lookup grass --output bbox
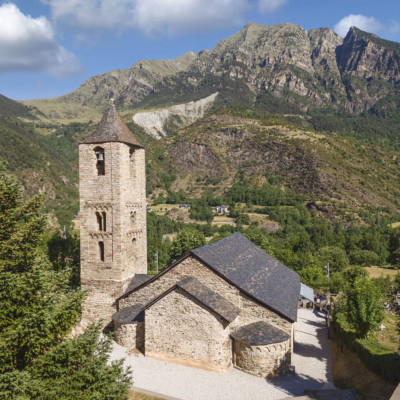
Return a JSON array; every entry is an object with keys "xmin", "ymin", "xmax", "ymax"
[
  {"xmin": 129, "ymin": 390, "xmax": 163, "ymax": 400},
  {"xmin": 329, "ymin": 332, "xmax": 396, "ymax": 400},
  {"xmin": 364, "ymin": 266, "xmax": 399, "ymax": 279},
  {"xmin": 213, "ymin": 215, "xmax": 235, "ymax": 222},
  {"xmin": 374, "ymin": 313, "xmax": 400, "ymax": 354},
  {"xmin": 150, "ymin": 203, "xmax": 180, "ymax": 212}
]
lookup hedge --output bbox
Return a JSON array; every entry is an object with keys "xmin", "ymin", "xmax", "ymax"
[{"xmin": 333, "ymin": 314, "xmax": 400, "ymax": 384}]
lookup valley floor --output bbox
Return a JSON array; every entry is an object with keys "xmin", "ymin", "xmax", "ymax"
[{"xmin": 111, "ymin": 309, "xmax": 334, "ymax": 400}]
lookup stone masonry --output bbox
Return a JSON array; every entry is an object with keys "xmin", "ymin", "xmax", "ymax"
[
  {"xmin": 118, "ymin": 255, "xmax": 293, "ymax": 335},
  {"xmin": 79, "ymin": 104, "xmax": 147, "ymax": 325},
  {"xmin": 145, "ymin": 288, "xmax": 233, "ymax": 373},
  {"xmin": 233, "ymin": 338, "xmax": 291, "ymax": 377}
]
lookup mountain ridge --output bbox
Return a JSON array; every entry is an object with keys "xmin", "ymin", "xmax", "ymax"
[{"xmin": 21, "ymin": 22, "xmax": 400, "ymax": 127}]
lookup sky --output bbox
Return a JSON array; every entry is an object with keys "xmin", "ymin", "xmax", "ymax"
[{"xmin": 1, "ymin": 0, "xmax": 400, "ymax": 101}]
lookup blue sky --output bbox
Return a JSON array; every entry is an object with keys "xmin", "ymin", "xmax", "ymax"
[{"xmin": 1, "ymin": 0, "xmax": 400, "ymax": 101}]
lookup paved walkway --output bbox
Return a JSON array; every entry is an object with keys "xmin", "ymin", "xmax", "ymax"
[{"xmin": 110, "ymin": 309, "xmax": 334, "ymax": 400}]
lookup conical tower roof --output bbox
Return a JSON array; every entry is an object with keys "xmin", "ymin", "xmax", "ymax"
[{"xmin": 80, "ymin": 101, "xmax": 143, "ymax": 147}]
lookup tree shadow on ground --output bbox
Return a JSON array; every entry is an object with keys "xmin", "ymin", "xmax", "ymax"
[
  {"xmin": 295, "ymin": 341, "xmax": 327, "ymax": 361},
  {"xmin": 268, "ymin": 373, "xmax": 327, "ymax": 397},
  {"xmin": 294, "ymin": 319, "xmax": 330, "ymax": 364}
]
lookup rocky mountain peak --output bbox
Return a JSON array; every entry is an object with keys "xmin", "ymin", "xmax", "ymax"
[
  {"xmin": 23, "ymin": 22, "xmax": 400, "ymax": 121},
  {"xmin": 338, "ymin": 25, "xmax": 400, "ymax": 82}
]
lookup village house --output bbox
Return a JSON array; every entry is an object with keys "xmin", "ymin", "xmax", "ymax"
[
  {"xmin": 79, "ymin": 103, "xmax": 301, "ymax": 377},
  {"xmin": 216, "ymin": 205, "xmax": 229, "ymax": 214}
]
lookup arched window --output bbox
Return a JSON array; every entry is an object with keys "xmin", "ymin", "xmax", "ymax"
[
  {"xmin": 95, "ymin": 211, "xmax": 107, "ymax": 231},
  {"xmin": 130, "ymin": 211, "xmax": 136, "ymax": 228},
  {"xmin": 94, "ymin": 147, "xmax": 105, "ymax": 176},
  {"xmin": 98, "ymin": 241, "xmax": 105, "ymax": 262},
  {"xmin": 96, "ymin": 212, "xmax": 102, "ymax": 231},
  {"xmin": 132, "ymin": 238, "xmax": 137, "ymax": 260},
  {"xmin": 129, "ymin": 148, "xmax": 136, "ymax": 179},
  {"xmin": 102, "ymin": 211, "xmax": 107, "ymax": 231}
]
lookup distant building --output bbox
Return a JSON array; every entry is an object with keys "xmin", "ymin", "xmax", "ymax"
[
  {"xmin": 216, "ymin": 205, "xmax": 229, "ymax": 214},
  {"xmin": 179, "ymin": 203, "xmax": 191, "ymax": 210}
]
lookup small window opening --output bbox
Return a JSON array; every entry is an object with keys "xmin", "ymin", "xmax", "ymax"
[
  {"xmin": 95, "ymin": 211, "xmax": 107, "ymax": 231},
  {"xmin": 94, "ymin": 147, "xmax": 105, "ymax": 176},
  {"xmin": 132, "ymin": 238, "xmax": 137, "ymax": 260},
  {"xmin": 130, "ymin": 148, "xmax": 136, "ymax": 178},
  {"xmin": 96, "ymin": 212, "xmax": 102, "ymax": 231},
  {"xmin": 98, "ymin": 241, "xmax": 105, "ymax": 262},
  {"xmin": 102, "ymin": 212, "xmax": 107, "ymax": 232},
  {"xmin": 130, "ymin": 211, "xmax": 136, "ymax": 228}
]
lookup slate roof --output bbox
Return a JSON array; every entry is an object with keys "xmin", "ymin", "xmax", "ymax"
[
  {"xmin": 144, "ymin": 277, "xmax": 240, "ymax": 323},
  {"xmin": 124, "ymin": 274, "xmax": 153, "ymax": 295},
  {"xmin": 231, "ymin": 321, "xmax": 290, "ymax": 345},
  {"xmin": 191, "ymin": 232, "xmax": 300, "ymax": 322},
  {"xmin": 112, "ymin": 304, "xmax": 144, "ymax": 324},
  {"xmin": 80, "ymin": 102, "xmax": 143, "ymax": 147}
]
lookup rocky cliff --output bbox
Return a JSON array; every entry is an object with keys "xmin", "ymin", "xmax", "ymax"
[{"xmin": 24, "ymin": 23, "xmax": 400, "ymax": 123}]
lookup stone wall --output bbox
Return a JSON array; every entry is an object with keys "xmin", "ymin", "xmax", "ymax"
[
  {"xmin": 114, "ymin": 321, "xmax": 144, "ymax": 351},
  {"xmin": 239, "ymin": 294, "xmax": 292, "ymax": 334},
  {"xmin": 119, "ymin": 255, "xmax": 292, "ymax": 334},
  {"xmin": 145, "ymin": 287, "xmax": 233, "ymax": 373},
  {"xmin": 80, "ymin": 278, "xmax": 129, "ymax": 325},
  {"xmin": 79, "ymin": 140, "xmax": 147, "ymax": 325},
  {"xmin": 233, "ymin": 337, "xmax": 291, "ymax": 377}
]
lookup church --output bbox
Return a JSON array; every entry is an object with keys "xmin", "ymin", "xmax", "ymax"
[{"xmin": 79, "ymin": 102, "xmax": 301, "ymax": 377}]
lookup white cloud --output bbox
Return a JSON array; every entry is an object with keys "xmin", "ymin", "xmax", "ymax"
[
  {"xmin": 133, "ymin": 0, "xmax": 249, "ymax": 35},
  {"xmin": 389, "ymin": 20, "xmax": 400, "ymax": 34},
  {"xmin": 43, "ymin": 0, "xmax": 249, "ymax": 35},
  {"xmin": 0, "ymin": 3, "xmax": 82, "ymax": 77},
  {"xmin": 334, "ymin": 14, "xmax": 382, "ymax": 38},
  {"xmin": 258, "ymin": 0, "xmax": 287, "ymax": 13}
]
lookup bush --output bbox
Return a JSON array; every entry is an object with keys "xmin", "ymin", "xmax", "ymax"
[
  {"xmin": 349, "ymin": 250, "xmax": 381, "ymax": 266},
  {"xmin": 169, "ymin": 229, "xmax": 206, "ymax": 262},
  {"xmin": 317, "ymin": 246, "xmax": 349, "ymax": 272},
  {"xmin": 333, "ymin": 316, "xmax": 400, "ymax": 384}
]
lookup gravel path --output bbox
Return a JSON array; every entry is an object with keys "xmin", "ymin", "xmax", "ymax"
[{"xmin": 110, "ymin": 309, "xmax": 334, "ymax": 400}]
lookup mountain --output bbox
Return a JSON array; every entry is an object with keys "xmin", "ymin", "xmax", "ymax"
[
  {"xmin": 0, "ymin": 93, "xmax": 37, "ymax": 119},
  {"xmin": 6, "ymin": 22, "xmax": 400, "ymax": 225},
  {"xmin": 0, "ymin": 95, "xmax": 94, "ymax": 225},
  {"xmin": 145, "ymin": 112, "xmax": 400, "ymax": 220},
  {"xmin": 23, "ymin": 23, "xmax": 400, "ymax": 125}
]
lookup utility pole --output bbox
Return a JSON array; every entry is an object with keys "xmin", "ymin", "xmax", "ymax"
[
  {"xmin": 325, "ymin": 262, "xmax": 330, "ymax": 285},
  {"xmin": 325, "ymin": 262, "xmax": 331, "ymax": 338},
  {"xmin": 155, "ymin": 251, "xmax": 159, "ymax": 274}
]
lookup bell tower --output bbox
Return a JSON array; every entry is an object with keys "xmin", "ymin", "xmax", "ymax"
[{"xmin": 79, "ymin": 101, "xmax": 147, "ymax": 324}]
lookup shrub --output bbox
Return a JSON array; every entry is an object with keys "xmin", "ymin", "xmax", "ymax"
[
  {"xmin": 333, "ymin": 315, "xmax": 400, "ymax": 384},
  {"xmin": 349, "ymin": 250, "xmax": 381, "ymax": 266}
]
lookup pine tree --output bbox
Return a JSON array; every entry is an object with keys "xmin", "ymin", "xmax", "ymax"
[{"xmin": 0, "ymin": 165, "xmax": 131, "ymax": 399}]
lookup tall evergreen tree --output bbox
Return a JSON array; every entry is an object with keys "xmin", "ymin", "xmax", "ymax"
[{"xmin": 0, "ymin": 165, "xmax": 131, "ymax": 399}]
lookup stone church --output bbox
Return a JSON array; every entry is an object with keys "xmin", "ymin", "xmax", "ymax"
[{"xmin": 79, "ymin": 103, "xmax": 301, "ymax": 377}]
